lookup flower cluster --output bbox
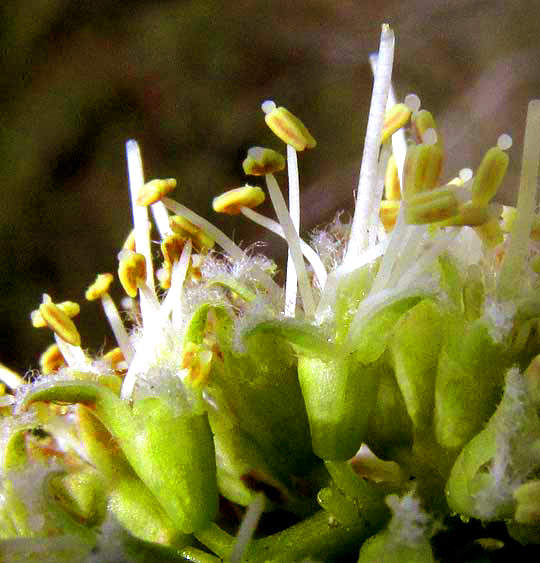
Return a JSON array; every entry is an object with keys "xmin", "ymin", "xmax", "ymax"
[{"xmin": 2, "ymin": 24, "xmax": 540, "ymax": 562}]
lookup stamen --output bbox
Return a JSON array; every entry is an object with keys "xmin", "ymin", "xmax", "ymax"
[
  {"xmin": 118, "ymin": 251, "xmax": 147, "ymax": 298},
  {"xmin": 381, "ymin": 103, "xmax": 412, "ymax": 144},
  {"xmin": 346, "ymin": 24, "xmax": 395, "ymax": 260},
  {"xmin": 265, "ymin": 173, "xmax": 315, "ymax": 317},
  {"xmin": 86, "ymin": 273, "xmax": 135, "ymax": 364},
  {"xmin": 384, "ymin": 154, "xmax": 401, "ymax": 201},
  {"xmin": 498, "ymin": 100, "xmax": 540, "ymax": 301}
]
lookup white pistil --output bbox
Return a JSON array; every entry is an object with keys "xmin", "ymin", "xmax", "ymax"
[
  {"xmin": 345, "ymin": 24, "xmax": 395, "ymax": 262},
  {"xmin": 368, "ymin": 141, "xmax": 392, "ymax": 247},
  {"xmin": 240, "ymin": 207, "xmax": 327, "ymax": 288},
  {"xmin": 285, "ymin": 144, "xmax": 300, "ymax": 316},
  {"xmin": 497, "ymin": 100, "xmax": 540, "ymax": 301},
  {"xmin": 126, "ymin": 140, "xmax": 156, "ymax": 326},
  {"xmin": 100, "ymin": 293, "xmax": 135, "ymax": 364},
  {"xmin": 0, "ymin": 363, "xmax": 24, "ymax": 390},
  {"xmin": 369, "ymin": 54, "xmax": 408, "ymax": 185},
  {"xmin": 265, "ymin": 173, "xmax": 316, "ymax": 317}
]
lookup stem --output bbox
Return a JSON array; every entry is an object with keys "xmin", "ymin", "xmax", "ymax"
[{"xmin": 244, "ymin": 506, "xmax": 386, "ymax": 562}]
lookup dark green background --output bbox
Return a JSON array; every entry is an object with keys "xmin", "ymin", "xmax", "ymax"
[{"xmin": 2, "ymin": 1, "xmax": 540, "ymax": 373}]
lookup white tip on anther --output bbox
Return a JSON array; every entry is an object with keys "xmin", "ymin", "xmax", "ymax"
[
  {"xmin": 261, "ymin": 100, "xmax": 277, "ymax": 114},
  {"xmin": 459, "ymin": 168, "xmax": 473, "ymax": 182},
  {"xmin": 423, "ymin": 128, "xmax": 438, "ymax": 146},
  {"xmin": 497, "ymin": 133, "xmax": 513, "ymax": 151},
  {"xmin": 404, "ymin": 94, "xmax": 421, "ymax": 113}
]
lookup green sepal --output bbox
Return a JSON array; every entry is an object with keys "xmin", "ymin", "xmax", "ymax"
[
  {"xmin": 206, "ymin": 276, "xmax": 256, "ymax": 302},
  {"xmin": 434, "ymin": 317, "xmax": 507, "ymax": 450},
  {"xmin": 389, "ymin": 299, "xmax": 444, "ymax": 432},
  {"xmin": 446, "ymin": 369, "xmax": 540, "ymax": 520},
  {"xmin": 188, "ymin": 306, "xmax": 315, "ymax": 479},
  {"xmin": 76, "ymin": 405, "xmax": 189, "ymax": 546},
  {"xmin": 366, "ymin": 360, "xmax": 413, "ymax": 460},
  {"xmin": 298, "ymin": 355, "xmax": 382, "ymax": 460},
  {"xmin": 22, "ymin": 379, "xmax": 218, "ymax": 534},
  {"xmin": 438, "ymin": 253, "xmax": 464, "ymax": 311},
  {"xmin": 244, "ymin": 319, "xmax": 334, "ymax": 358},
  {"xmin": 350, "ymin": 297, "xmax": 422, "ymax": 365},
  {"xmin": 47, "ymin": 467, "xmax": 106, "ymax": 527}
]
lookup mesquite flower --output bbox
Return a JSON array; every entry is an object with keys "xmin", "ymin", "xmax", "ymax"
[{"xmin": 2, "ymin": 22, "xmax": 540, "ymax": 562}]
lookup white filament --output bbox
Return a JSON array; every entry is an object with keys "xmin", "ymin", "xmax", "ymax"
[
  {"xmin": 265, "ymin": 173, "xmax": 315, "ymax": 317},
  {"xmin": 285, "ymin": 144, "xmax": 300, "ymax": 316}
]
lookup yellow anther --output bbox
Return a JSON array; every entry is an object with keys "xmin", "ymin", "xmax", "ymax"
[
  {"xmin": 381, "ymin": 103, "xmax": 412, "ymax": 144},
  {"xmin": 242, "ymin": 147, "xmax": 285, "ymax": 176},
  {"xmin": 181, "ymin": 342, "xmax": 213, "ymax": 387},
  {"xmin": 169, "ymin": 215, "xmax": 215, "ymax": 253},
  {"xmin": 379, "ymin": 200, "xmax": 401, "ymax": 232},
  {"xmin": 473, "ymin": 216, "xmax": 504, "ymax": 248},
  {"xmin": 405, "ymin": 188, "xmax": 460, "ymax": 225},
  {"xmin": 103, "ymin": 347, "xmax": 125, "ymax": 369},
  {"xmin": 31, "ymin": 300, "xmax": 80, "ymax": 328},
  {"xmin": 39, "ymin": 299, "xmax": 81, "ymax": 346},
  {"xmin": 263, "ymin": 105, "xmax": 316, "ymax": 151},
  {"xmin": 403, "ymin": 144, "xmax": 443, "ymax": 198},
  {"xmin": 161, "ymin": 234, "xmax": 187, "ymax": 266},
  {"xmin": 438, "ymin": 202, "xmax": 491, "ymax": 227},
  {"xmin": 85, "ymin": 273, "xmax": 114, "ymax": 301},
  {"xmin": 123, "ymin": 229, "xmax": 136, "ymax": 252},
  {"xmin": 136, "ymin": 178, "xmax": 177, "ymax": 206},
  {"xmin": 384, "ymin": 154, "xmax": 401, "ymax": 200},
  {"xmin": 212, "ymin": 185, "xmax": 266, "ymax": 215},
  {"xmin": 39, "ymin": 343, "xmax": 65, "ymax": 375},
  {"xmin": 471, "ymin": 147, "xmax": 509, "ymax": 207},
  {"xmin": 501, "ymin": 206, "xmax": 540, "ymax": 241},
  {"xmin": 118, "ymin": 252, "xmax": 147, "ymax": 298},
  {"xmin": 501, "ymin": 205, "xmax": 516, "ymax": 232},
  {"xmin": 411, "ymin": 109, "xmax": 443, "ymax": 150}
]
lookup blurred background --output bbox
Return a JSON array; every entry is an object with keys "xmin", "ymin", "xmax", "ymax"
[{"xmin": 2, "ymin": 0, "xmax": 540, "ymax": 374}]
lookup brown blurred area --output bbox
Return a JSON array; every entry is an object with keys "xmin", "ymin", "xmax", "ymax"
[{"xmin": 2, "ymin": 0, "xmax": 540, "ymax": 374}]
